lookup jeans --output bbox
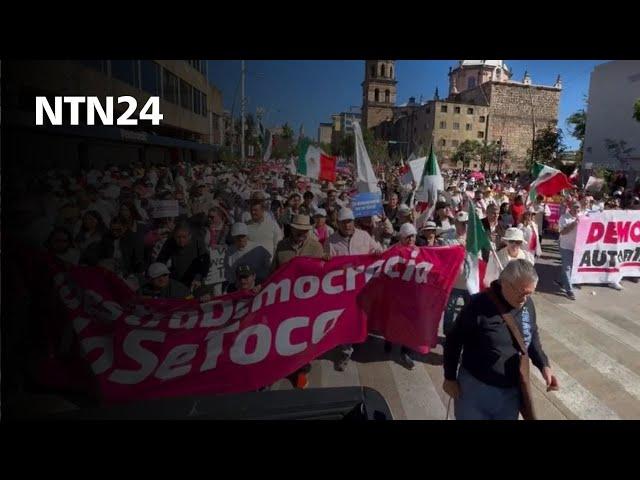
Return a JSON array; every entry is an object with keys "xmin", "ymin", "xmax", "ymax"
[
  {"xmin": 558, "ymin": 248, "xmax": 574, "ymax": 294},
  {"xmin": 443, "ymin": 289, "xmax": 470, "ymax": 336},
  {"xmin": 454, "ymin": 368, "xmax": 520, "ymax": 420}
]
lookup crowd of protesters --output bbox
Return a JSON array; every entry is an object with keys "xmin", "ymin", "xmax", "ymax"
[{"xmin": 5, "ymin": 155, "xmax": 640, "ymax": 395}]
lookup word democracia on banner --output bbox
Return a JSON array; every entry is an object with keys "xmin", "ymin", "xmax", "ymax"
[
  {"xmin": 52, "ymin": 249, "xmax": 441, "ymax": 390},
  {"xmin": 35, "ymin": 96, "xmax": 163, "ymax": 126}
]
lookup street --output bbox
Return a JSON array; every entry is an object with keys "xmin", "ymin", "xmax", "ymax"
[{"xmin": 272, "ymin": 237, "xmax": 640, "ymax": 420}]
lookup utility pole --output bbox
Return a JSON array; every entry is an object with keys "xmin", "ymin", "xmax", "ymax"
[{"xmin": 241, "ymin": 60, "xmax": 246, "ymax": 162}]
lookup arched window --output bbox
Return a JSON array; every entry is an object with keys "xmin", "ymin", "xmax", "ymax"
[
  {"xmin": 496, "ymin": 68, "xmax": 501, "ymax": 80},
  {"xmin": 375, "ymin": 88, "xmax": 380, "ymax": 102},
  {"xmin": 385, "ymin": 89, "xmax": 390, "ymax": 103},
  {"xmin": 468, "ymin": 77, "xmax": 476, "ymax": 89},
  {"xmin": 390, "ymin": 66, "xmax": 393, "ymax": 78},
  {"xmin": 381, "ymin": 64, "xmax": 386, "ymax": 77},
  {"xmin": 370, "ymin": 65, "xmax": 375, "ymax": 77}
]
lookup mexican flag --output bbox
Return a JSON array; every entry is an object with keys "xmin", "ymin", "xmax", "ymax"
[
  {"xmin": 528, "ymin": 162, "xmax": 575, "ymax": 202},
  {"xmin": 415, "ymin": 144, "xmax": 443, "ymax": 204},
  {"xmin": 465, "ymin": 201, "xmax": 490, "ymax": 294},
  {"xmin": 297, "ymin": 140, "xmax": 336, "ymax": 182}
]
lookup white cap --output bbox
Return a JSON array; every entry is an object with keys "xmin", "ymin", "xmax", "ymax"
[
  {"xmin": 398, "ymin": 204, "xmax": 411, "ymax": 214},
  {"xmin": 502, "ymin": 227, "xmax": 525, "ymax": 242},
  {"xmin": 456, "ymin": 211, "xmax": 469, "ymax": 222},
  {"xmin": 338, "ymin": 208, "xmax": 355, "ymax": 222},
  {"xmin": 231, "ymin": 222, "xmax": 249, "ymax": 236},
  {"xmin": 313, "ymin": 207, "xmax": 327, "ymax": 217},
  {"xmin": 147, "ymin": 262, "xmax": 170, "ymax": 279},
  {"xmin": 399, "ymin": 222, "xmax": 418, "ymax": 239}
]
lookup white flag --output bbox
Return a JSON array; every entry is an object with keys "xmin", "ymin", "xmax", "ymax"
[{"xmin": 353, "ymin": 120, "xmax": 380, "ymax": 193}]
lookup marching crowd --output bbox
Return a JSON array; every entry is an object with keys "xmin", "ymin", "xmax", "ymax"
[{"xmin": 7, "ymin": 157, "xmax": 640, "ymax": 417}]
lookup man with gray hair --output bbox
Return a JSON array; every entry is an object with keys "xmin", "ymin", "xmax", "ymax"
[{"xmin": 442, "ymin": 259, "xmax": 559, "ymax": 420}]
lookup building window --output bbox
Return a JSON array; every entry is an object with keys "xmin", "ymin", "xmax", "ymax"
[
  {"xmin": 385, "ymin": 89, "xmax": 390, "ymax": 103},
  {"xmin": 141, "ymin": 60, "xmax": 160, "ymax": 96},
  {"xmin": 478, "ymin": 131, "xmax": 484, "ymax": 139},
  {"xmin": 425, "ymin": 107, "xmax": 431, "ymax": 114},
  {"xmin": 468, "ymin": 77, "xmax": 476, "ymax": 89},
  {"xmin": 466, "ymin": 123, "xmax": 472, "ymax": 131},
  {"xmin": 111, "ymin": 60, "xmax": 138, "ymax": 87},
  {"xmin": 452, "ymin": 140, "xmax": 459, "ymax": 147},
  {"xmin": 162, "ymin": 68, "xmax": 179, "ymax": 104},
  {"xmin": 454, "ymin": 106, "xmax": 461, "ymax": 114},
  {"xmin": 441, "ymin": 105, "xmax": 448, "ymax": 113},
  {"xmin": 193, "ymin": 88, "xmax": 202, "ymax": 115},
  {"xmin": 479, "ymin": 115, "xmax": 486, "ymax": 123},
  {"xmin": 453, "ymin": 122, "xmax": 460, "ymax": 130},
  {"xmin": 440, "ymin": 139, "xmax": 446, "ymax": 146},
  {"xmin": 371, "ymin": 65, "xmax": 375, "ymax": 77},
  {"xmin": 180, "ymin": 79, "xmax": 193, "ymax": 110},
  {"xmin": 467, "ymin": 107, "xmax": 474, "ymax": 115},
  {"xmin": 375, "ymin": 89, "xmax": 379, "ymax": 102},
  {"xmin": 439, "ymin": 121, "xmax": 447, "ymax": 129},
  {"xmin": 381, "ymin": 64, "xmax": 386, "ymax": 77},
  {"xmin": 201, "ymin": 92, "xmax": 207, "ymax": 117},
  {"xmin": 390, "ymin": 66, "xmax": 393, "ymax": 78},
  {"xmin": 496, "ymin": 68, "xmax": 501, "ymax": 78}
]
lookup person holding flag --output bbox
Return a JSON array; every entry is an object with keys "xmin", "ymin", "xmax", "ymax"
[
  {"xmin": 483, "ymin": 228, "xmax": 535, "ymax": 288},
  {"xmin": 518, "ymin": 209, "xmax": 542, "ymax": 261}
]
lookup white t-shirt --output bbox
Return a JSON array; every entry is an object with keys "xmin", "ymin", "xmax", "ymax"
[{"xmin": 558, "ymin": 212, "xmax": 578, "ymax": 250}]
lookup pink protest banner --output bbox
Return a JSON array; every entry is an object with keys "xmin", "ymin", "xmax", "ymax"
[
  {"xmin": 49, "ymin": 245, "xmax": 464, "ymax": 403},
  {"xmin": 547, "ymin": 202, "xmax": 561, "ymax": 231},
  {"xmin": 571, "ymin": 211, "xmax": 640, "ymax": 284}
]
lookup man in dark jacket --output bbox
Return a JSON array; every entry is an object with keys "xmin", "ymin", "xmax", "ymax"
[
  {"xmin": 82, "ymin": 217, "xmax": 144, "ymax": 277},
  {"xmin": 442, "ymin": 259, "xmax": 559, "ymax": 420},
  {"xmin": 156, "ymin": 223, "xmax": 211, "ymax": 291}
]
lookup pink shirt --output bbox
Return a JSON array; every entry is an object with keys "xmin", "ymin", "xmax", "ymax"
[{"xmin": 326, "ymin": 228, "xmax": 382, "ymax": 256}]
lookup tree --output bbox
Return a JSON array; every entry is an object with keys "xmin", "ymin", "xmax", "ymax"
[
  {"xmin": 634, "ymin": 99, "xmax": 640, "ymax": 122},
  {"xmin": 452, "ymin": 140, "xmax": 482, "ymax": 169},
  {"xmin": 281, "ymin": 123, "xmax": 294, "ymax": 139},
  {"xmin": 527, "ymin": 124, "xmax": 566, "ymax": 169},
  {"xmin": 319, "ymin": 142, "xmax": 333, "ymax": 155},
  {"xmin": 566, "ymin": 109, "xmax": 587, "ymax": 145},
  {"xmin": 479, "ymin": 141, "xmax": 501, "ymax": 172}
]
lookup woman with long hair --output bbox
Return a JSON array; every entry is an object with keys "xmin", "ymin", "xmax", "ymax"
[{"xmin": 74, "ymin": 210, "xmax": 106, "ymax": 253}]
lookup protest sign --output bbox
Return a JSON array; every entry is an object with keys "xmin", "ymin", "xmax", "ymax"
[
  {"xmin": 547, "ymin": 202, "xmax": 561, "ymax": 231},
  {"xmin": 351, "ymin": 192, "xmax": 384, "ymax": 218},
  {"xmin": 150, "ymin": 200, "xmax": 179, "ymax": 219},
  {"xmin": 571, "ymin": 211, "xmax": 640, "ymax": 284},
  {"xmin": 204, "ymin": 246, "xmax": 227, "ymax": 286}
]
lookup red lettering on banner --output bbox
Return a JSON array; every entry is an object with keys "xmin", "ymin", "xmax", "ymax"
[
  {"xmin": 617, "ymin": 222, "xmax": 631, "ymax": 243},
  {"xmin": 631, "ymin": 222, "xmax": 640, "ymax": 243},
  {"xmin": 586, "ymin": 222, "xmax": 605, "ymax": 244},
  {"xmin": 603, "ymin": 222, "xmax": 618, "ymax": 244}
]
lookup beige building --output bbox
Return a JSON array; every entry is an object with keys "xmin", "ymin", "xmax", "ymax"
[
  {"xmin": 318, "ymin": 122, "xmax": 332, "ymax": 145},
  {"xmin": 4, "ymin": 60, "xmax": 224, "ymax": 171},
  {"xmin": 583, "ymin": 60, "xmax": 640, "ymax": 173},
  {"xmin": 369, "ymin": 60, "xmax": 561, "ymax": 171}
]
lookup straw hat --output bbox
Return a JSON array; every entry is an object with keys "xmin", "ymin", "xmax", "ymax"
[
  {"xmin": 290, "ymin": 214, "xmax": 313, "ymax": 231},
  {"xmin": 502, "ymin": 228, "xmax": 525, "ymax": 243}
]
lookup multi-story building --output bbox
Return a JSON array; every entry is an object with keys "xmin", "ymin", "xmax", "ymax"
[
  {"xmin": 583, "ymin": 60, "xmax": 640, "ymax": 173},
  {"xmin": 3, "ymin": 60, "xmax": 224, "ymax": 172},
  {"xmin": 365, "ymin": 60, "xmax": 562, "ymax": 171},
  {"xmin": 329, "ymin": 110, "xmax": 362, "ymax": 151},
  {"xmin": 318, "ymin": 122, "xmax": 332, "ymax": 145}
]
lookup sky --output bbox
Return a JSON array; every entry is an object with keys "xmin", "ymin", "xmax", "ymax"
[{"xmin": 208, "ymin": 60, "xmax": 607, "ymax": 150}]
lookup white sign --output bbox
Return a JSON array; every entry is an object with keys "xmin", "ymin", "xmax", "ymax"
[
  {"xmin": 150, "ymin": 200, "xmax": 179, "ymax": 218},
  {"xmin": 571, "ymin": 211, "xmax": 640, "ymax": 284},
  {"xmin": 585, "ymin": 176, "xmax": 605, "ymax": 192},
  {"xmin": 205, "ymin": 245, "xmax": 228, "ymax": 285}
]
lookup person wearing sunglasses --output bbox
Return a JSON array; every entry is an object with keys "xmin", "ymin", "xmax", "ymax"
[{"xmin": 483, "ymin": 228, "xmax": 534, "ymax": 288}]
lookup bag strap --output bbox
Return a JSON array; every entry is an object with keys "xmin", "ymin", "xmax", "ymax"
[{"xmin": 487, "ymin": 289, "xmax": 528, "ymax": 356}]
